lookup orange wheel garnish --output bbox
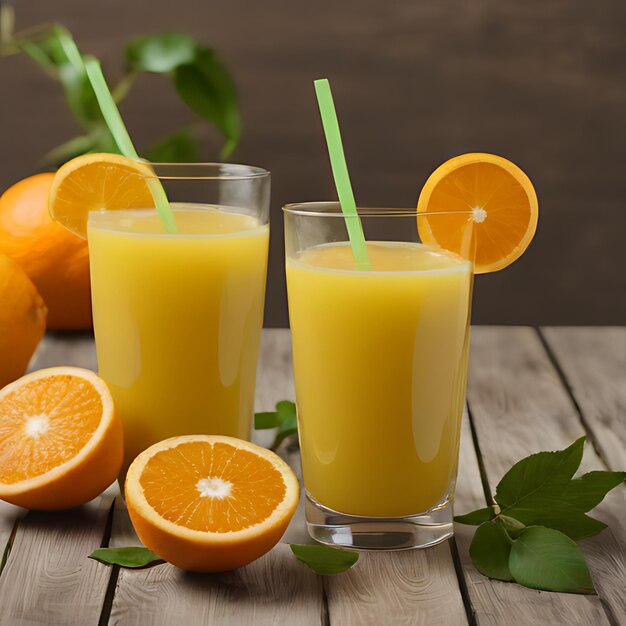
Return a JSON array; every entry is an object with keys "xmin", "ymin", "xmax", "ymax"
[
  {"xmin": 49, "ymin": 153, "xmax": 155, "ymax": 239},
  {"xmin": 0, "ymin": 367, "xmax": 123, "ymax": 510},
  {"xmin": 417, "ymin": 153, "xmax": 538, "ymax": 273},
  {"xmin": 125, "ymin": 435, "xmax": 300, "ymax": 572}
]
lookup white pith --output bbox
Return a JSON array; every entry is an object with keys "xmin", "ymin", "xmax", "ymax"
[
  {"xmin": 472, "ymin": 207, "xmax": 487, "ymax": 223},
  {"xmin": 25, "ymin": 414, "xmax": 50, "ymax": 439},
  {"xmin": 196, "ymin": 477, "xmax": 232, "ymax": 500}
]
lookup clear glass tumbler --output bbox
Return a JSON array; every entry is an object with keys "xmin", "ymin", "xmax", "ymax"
[
  {"xmin": 88, "ymin": 163, "xmax": 270, "ymax": 478},
  {"xmin": 284, "ymin": 203, "xmax": 474, "ymax": 550}
]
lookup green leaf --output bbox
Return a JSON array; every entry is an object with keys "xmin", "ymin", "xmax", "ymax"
[
  {"xmin": 495, "ymin": 437, "xmax": 585, "ymax": 517},
  {"xmin": 254, "ymin": 401, "xmax": 299, "ymax": 450},
  {"xmin": 144, "ymin": 128, "xmax": 200, "ymax": 163},
  {"xmin": 290, "ymin": 544, "xmax": 358, "ymax": 575},
  {"xmin": 254, "ymin": 411, "xmax": 280, "ymax": 429},
  {"xmin": 561, "ymin": 471, "xmax": 625, "ymax": 512},
  {"xmin": 505, "ymin": 503, "xmax": 607, "ymax": 541},
  {"xmin": 89, "ymin": 547, "xmax": 164, "ymax": 569},
  {"xmin": 174, "ymin": 48, "xmax": 240, "ymax": 158},
  {"xmin": 126, "ymin": 33, "xmax": 199, "ymax": 73},
  {"xmin": 454, "ymin": 506, "xmax": 494, "ymax": 525},
  {"xmin": 13, "ymin": 24, "xmax": 102, "ymax": 129},
  {"xmin": 509, "ymin": 526, "xmax": 595, "ymax": 594},
  {"xmin": 468, "ymin": 520, "xmax": 514, "ymax": 581}
]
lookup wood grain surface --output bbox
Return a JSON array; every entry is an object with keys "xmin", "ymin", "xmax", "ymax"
[
  {"xmin": 0, "ymin": 493, "xmax": 115, "ymax": 626},
  {"xmin": 0, "ymin": 327, "xmax": 624, "ymax": 625},
  {"xmin": 541, "ymin": 327, "xmax": 626, "ymax": 471},
  {"xmin": 467, "ymin": 327, "xmax": 625, "ymax": 625},
  {"xmin": 3, "ymin": 1, "xmax": 626, "ymax": 326}
]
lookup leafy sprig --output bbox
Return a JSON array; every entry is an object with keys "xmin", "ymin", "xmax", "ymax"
[
  {"xmin": 254, "ymin": 401, "xmax": 298, "ymax": 451},
  {"xmin": 456, "ymin": 436, "xmax": 624, "ymax": 594},
  {"xmin": 1, "ymin": 21, "xmax": 240, "ymax": 166}
]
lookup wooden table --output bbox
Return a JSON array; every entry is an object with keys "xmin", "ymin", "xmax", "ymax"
[{"xmin": 0, "ymin": 327, "xmax": 624, "ymax": 625}]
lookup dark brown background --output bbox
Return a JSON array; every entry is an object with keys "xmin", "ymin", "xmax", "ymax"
[{"xmin": 2, "ymin": 0, "xmax": 625, "ymax": 326}]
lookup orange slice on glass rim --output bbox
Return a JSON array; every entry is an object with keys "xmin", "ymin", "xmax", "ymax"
[
  {"xmin": 417, "ymin": 153, "xmax": 538, "ymax": 273},
  {"xmin": 49, "ymin": 153, "xmax": 155, "ymax": 238},
  {"xmin": 125, "ymin": 435, "xmax": 300, "ymax": 572},
  {"xmin": 0, "ymin": 367, "xmax": 123, "ymax": 510}
]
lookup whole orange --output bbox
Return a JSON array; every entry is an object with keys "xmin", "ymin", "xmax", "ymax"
[
  {"xmin": 0, "ymin": 173, "xmax": 92, "ymax": 329},
  {"xmin": 0, "ymin": 255, "xmax": 47, "ymax": 388}
]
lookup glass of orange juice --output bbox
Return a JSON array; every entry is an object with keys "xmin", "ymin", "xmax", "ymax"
[
  {"xmin": 88, "ymin": 163, "xmax": 270, "ymax": 478},
  {"xmin": 284, "ymin": 203, "xmax": 474, "ymax": 550}
]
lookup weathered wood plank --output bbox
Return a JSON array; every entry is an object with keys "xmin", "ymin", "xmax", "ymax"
[
  {"xmin": 0, "ymin": 334, "xmax": 113, "ymax": 625},
  {"xmin": 0, "ymin": 502, "xmax": 23, "ymax": 569},
  {"xmin": 541, "ymin": 326, "xmax": 626, "ymax": 624},
  {"xmin": 310, "ymin": 378, "xmax": 468, "ymax": 622},
  {"xmin": 541, "ymin": 327, "xmax": 626, "ymax": 471},
  {"xmin": 465, "ymin": 326, "xmax": 623, "ymax": 624},
  {"xmin": 108, "ymin": 329, "xmax": 321, "ymax": 625},
  {"xmin": 326, "ymin": 544, "xmax": 468, "ymax": 626},
  {"xmin": 109, "ymin": 543, "xmax": 322, "ymax": 626},
  {"xmin": 0, "ymin": 493, "xmax": 115, "ymax": 626}
]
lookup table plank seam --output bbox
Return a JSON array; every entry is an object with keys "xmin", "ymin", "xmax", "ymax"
[
  {"xmin": 536, "ymin": 327, "xmax": 611, "ymax": 467},
  {"xmin": 537, "ymin": 327, "xmax": 625, "ymax": 626},
  {"xmin": 449, "ymin": 537, "xmax": 478, "ymax": 626},
  {"xmin": 465, "ymin": 403, "xmax": 495, "ymax": 506},
  {"xmin": 0, "ymin": 517, "xmax": 21, "ymax": 577},
  {"xmin": 321, "ymin": 579, "xmax": 330, "ymax": 626},
  {"xmin": 97, "ymin": 497, "xmax": 120, "ymax": 626}
]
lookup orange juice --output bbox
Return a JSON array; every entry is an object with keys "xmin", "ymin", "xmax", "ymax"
[
  {"xmin": 88, "ymin": 205, "xmax": 268, "ymax": 474},
  {"xmin": 287, "ymin": 241, "xmax": 471, "ymax": 517}
]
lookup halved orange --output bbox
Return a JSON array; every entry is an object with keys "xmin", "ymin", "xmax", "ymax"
[
  {"xmin": 49, "ymin": 153, "xmax": 155, "ymax": 238},
  {"xmin": 125, "ymin": 435, "xmax": 300, "ymax": 572},
  {"xmin": 417, "ymin": 153, "xmax": 538, "ymax": 273},
  {"xmin": 0, "ymin": 367, "xmax": 123, "ymax": 510}
]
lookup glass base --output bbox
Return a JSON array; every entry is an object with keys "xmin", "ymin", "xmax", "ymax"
[{"xmin": 305, "ymin": 492, "xmax": 454, "ymax": 550}]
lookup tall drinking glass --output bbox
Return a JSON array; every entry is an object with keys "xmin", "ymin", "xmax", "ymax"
[
  {"xmin": 88, "ymin": 163, "xmax": 270, "ymax": 478},
  {"xmin": 284, "ymin": 203, "xmax": 473, "ymax": 550}
]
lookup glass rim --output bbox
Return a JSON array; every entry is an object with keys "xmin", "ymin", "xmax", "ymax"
[
  {"xmin": 282, "ymin": 201, "xmax": 471, "ymax": 218},
  {"xmin": 140, "ymin": 161, "xmax": 270, "ymax": 181}
]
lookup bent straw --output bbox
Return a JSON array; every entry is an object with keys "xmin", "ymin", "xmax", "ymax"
[
  {"xmin": 314, "ymin": 79, "xmax": 370, "ymax": 270},
  {"xmin": 83, "ymin": 55, "xmax": 177, "ymax": 234}
]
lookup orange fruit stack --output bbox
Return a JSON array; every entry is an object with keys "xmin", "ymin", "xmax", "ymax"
[
  {"xmin": 125, "ymin": 435, "xmax": 300, "ymax": 572},
  {"xmin": 0, "ymin": 255, "xmax": 47, "ymax": 388},
  {"xmin": 0, "ymin": 367, "xmax": 123, "ymax": 510},
  {"xmin": 0, "ymin": 173, "xmax": 92, "ymax": 329}
]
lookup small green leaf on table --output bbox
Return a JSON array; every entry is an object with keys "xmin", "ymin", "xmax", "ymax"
[
  {"xmin": 254, "ymin": 400, "xmax": 298, "ymax": 451},
  {"xmin": 125, "ymin": 32, "xmax": 199, "ymax": 73},
  {"xmin": 290, "ymin": 544, "xmax": 358, "ymax": 575},
  {"xmin": 509, "ymin": 526, "xmax": 595, "ymax": 594},
  {"xmin": 89, "ymin": 547, "xmax": 164, "ymax": 569},
  {"xmin": 468, "ymin": 520, "xmax": 514, "ymax": 581}
]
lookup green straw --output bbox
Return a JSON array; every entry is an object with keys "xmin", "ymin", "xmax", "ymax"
[
  {"xmin": 83, "ymin": 56, "xmax": 177, "ymax": 234},
  {"xmin": 314, "ymin": 79, "xmax": 370, "ymax": 270}
]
